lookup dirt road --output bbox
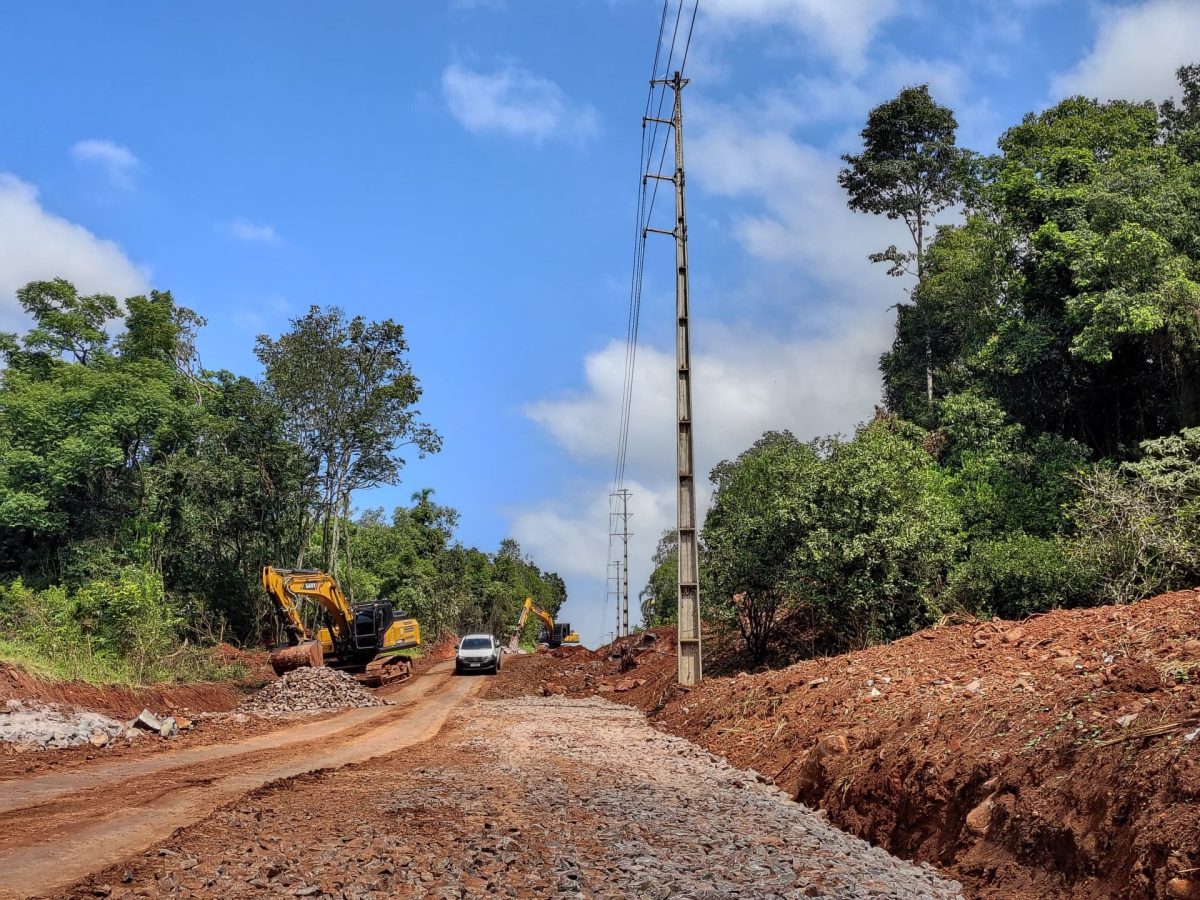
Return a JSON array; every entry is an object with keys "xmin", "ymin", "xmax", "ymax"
[
  {"xmin": 52, "ymin": 695, "xmax": 959, "ymax": 899},
  {"xmin": 2, "ymin": 665, "xmax": 964, "ymax": 899},
  {"xmin": 0, "ymin": 663, "xmax": 484, "ymax": 899}
]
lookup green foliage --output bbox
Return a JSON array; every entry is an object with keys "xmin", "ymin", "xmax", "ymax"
[
  {"xmin": 1067, "ymin": 427, "xmax": 1200, "ymax": 604},
  {"xmin": 937, "ymin": 392, "xmax": 1088, "ymax": 538},
  {"xmin": 886, "ymin": 72, "xmax": 1200, "ymax": 455},
  {"xmin": 946, "ymin": 533, "xmax": 1096, "ymax": 620},
  {"xmin": 0, "ymin": 569, "xmax": 235, "ymax": 684},
  {"xmin": 703, "ymin": 419, "xmax": 962, "ymax": 661}
]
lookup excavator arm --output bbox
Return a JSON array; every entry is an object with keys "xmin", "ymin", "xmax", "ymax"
[
  {"xmin": 262, "ymin": 566, "xmax": 360, "ymax": 673},
  {"xmin": 262, "ymin": 566, "xmax": 308, "ymax": 645},
  {"xmin": 509, "ymin": 596, "xmax": 580, "ymax": 650}
]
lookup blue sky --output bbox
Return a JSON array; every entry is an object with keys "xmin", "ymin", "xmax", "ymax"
[{"xmin": 2, "ymin": 0, "xmax": 1199, "ymax": 645}]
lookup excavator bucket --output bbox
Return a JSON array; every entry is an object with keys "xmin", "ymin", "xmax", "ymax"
[{"xmin": 270, "ymin": 639, "xmax": 324, "ymax": 676}]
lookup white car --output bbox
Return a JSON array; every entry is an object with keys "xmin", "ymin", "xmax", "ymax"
[{"xmin": 455, "ymin": 633, "xmax": 502, "ymax": 675}]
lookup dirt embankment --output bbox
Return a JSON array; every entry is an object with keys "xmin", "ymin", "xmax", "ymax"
[
  {"xmin": 491, "ymin": 591, "xmax": 1200, "ymax": 899},
  {"xmin": 0, "ymin": 663, "xmax": 244, "ymax": 720}
]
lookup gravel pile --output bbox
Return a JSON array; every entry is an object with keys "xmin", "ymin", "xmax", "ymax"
[
  {"xmin": 1, "ymin": 699, "xmax": 134, "ymax": 750},
  {"xmin": 236, "ymin": 666, "xmax": 389, "ymax": 715}
]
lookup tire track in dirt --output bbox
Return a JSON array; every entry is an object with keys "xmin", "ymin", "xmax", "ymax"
[{"xmin": 0, "ymin": 664, "xmax": 483, "ymax": 899}]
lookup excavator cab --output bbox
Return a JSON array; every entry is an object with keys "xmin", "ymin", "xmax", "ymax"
[{"xmin": 351, "ymin": 600, "xmax": 394, "ymax": 655}]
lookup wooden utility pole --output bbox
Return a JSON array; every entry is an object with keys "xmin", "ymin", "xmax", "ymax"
[{"xmin": 646, "ymin": 71, "xmax": 702, "ymax": 685}]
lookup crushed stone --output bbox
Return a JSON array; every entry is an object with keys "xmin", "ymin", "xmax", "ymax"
[
  {"xmin": 1, "ymin": 699, "xmax": 136, "ymax": 750},
  {"xmin": 235, "ymin": 666, "xmax": 389, "ymax": 715}
]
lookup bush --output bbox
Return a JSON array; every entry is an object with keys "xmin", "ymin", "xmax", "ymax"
[
  {"xmin": 0, "ymin": 568, "xmax": 233, "ymax": 684},
  {"xmin": 703, "ymin": 420, "xmax": 963, "ymax": 662},
  {"xmin": 946, "ymin": 533, "xmax": 1097, "ymax": 619}
]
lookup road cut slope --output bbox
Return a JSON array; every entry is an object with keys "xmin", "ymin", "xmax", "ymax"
[{"xmin": 492, "ymin": 589, "xmax": 1200, "ymax": 898}]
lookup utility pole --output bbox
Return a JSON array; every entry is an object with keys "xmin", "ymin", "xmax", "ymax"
[
  {"xmin": 610, "ymin": 489, "xmax": 632, "ymax": 637},
  {"xmin": 608, "ymin": 560, "xmax": 623, "ymax": 640},
  {"xmin": 646, "ymin": 71, "xmax": 702, "ymax": 685}
]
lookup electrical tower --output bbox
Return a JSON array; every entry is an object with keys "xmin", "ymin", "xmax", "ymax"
[
  {"xmin": 607, "ymin": 560, "xmax": 623, "ymax": 639},
  {"xmin": 646, "ymin": 71, "xmax": 702, "ymax": 685},
  {"xmin": 610, "ymin": 489, "xmax": 632, "ymax": 637}
]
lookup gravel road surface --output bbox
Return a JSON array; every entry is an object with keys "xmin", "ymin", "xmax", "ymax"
[{"xmin": 63, "ymin": 694, "xmax": 961, "ymax": 899}]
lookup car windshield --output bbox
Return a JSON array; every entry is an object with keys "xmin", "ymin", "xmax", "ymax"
[{"xmin": 461, "ymin": 637, "xmax": 492, "ymax": 650}]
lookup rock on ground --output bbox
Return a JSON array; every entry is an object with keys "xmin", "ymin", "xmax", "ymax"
[
  {"xmin": 69, "ymin": 695, "xmax": 962, "ymax": 899},
  {"xmin": 1, "ymin": 699, "xmax": 133, "ymax": 750},
  {"xmin": 236, "ymin": 666, "xmax": 389, "ymax": 715}
]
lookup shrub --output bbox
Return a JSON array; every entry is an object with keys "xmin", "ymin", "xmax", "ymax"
[
  {"xmin": 0, "ymin": 568, "xmax": 230, "ymax": 684},
  {"xmin": 946, "ymin": 533, "xmax": 1097, "ymax": 619}
]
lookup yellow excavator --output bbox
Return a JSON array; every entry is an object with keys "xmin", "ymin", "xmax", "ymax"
[
  {"xmin": 262, "ymin": 566, "xmax": 421, "ymax": 687},
  {"xmin": 508, "ymin": 596, "xmax": 580, "ymax": 651}
]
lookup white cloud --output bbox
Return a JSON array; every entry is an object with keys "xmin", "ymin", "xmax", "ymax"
[
  {"xmin": 71, "ymin": 139, "xmax": 139, "ymax": 187},
  {"xmin": 1052, "ymin": 0, "xmax": 1200, "ymax": 103},
  {"xmin": 442, "ymin": 63, "xmax": 599, "ymax": 142},
  {"xmin": 226, "ymin": 217, "xmax": 280, "ymax": 244},
  {"xmin": 527, "ymin": 324, "xmax": 885, "ymax": 478},
  {"xmin": 699, "ymin": 0, "xmax": 902, "ymax": 71},
  {"xmin": 0, "ymin": 174, "xmax": 149, "ymax": 327},
  {"xmin": 689, "ymin": 118, "xmax": 899, "ymax": 297}
]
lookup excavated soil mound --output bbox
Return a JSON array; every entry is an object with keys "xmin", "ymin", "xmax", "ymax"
[
  {"xmin": 0, "ymin": 662, "xmax": 242, "ymax": 719},
  {"xmin": 421, "ymin": 632, "xmax": 460, "ymax": 664},
  {"xmin": 492, "ymin": 591, "xmax": 1200, "ymax": 899},
  {"xmin": 236, "ymin": 667, "xmax": 389, "ymax": 715}
]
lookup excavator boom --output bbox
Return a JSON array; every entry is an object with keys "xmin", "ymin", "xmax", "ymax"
[{"xmin": 509, "ymin": 597, "xmax": 581, "ymax": 651}]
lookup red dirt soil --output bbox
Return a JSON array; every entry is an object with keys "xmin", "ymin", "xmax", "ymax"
[
  {"xmin": 0, "ymin": 663, "xmax": 243, "ymax": 720},
  {"xmin": 489, "ymin": 591, "xmax": 1200, "ymax": 899}
]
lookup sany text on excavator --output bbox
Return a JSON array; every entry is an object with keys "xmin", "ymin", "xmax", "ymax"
[
  {"xmin": 262, "ymin": 566, "xmax": 421, "ymax": 687},
  {"xmin": 508, "ymin": 596, "xmax": 580, "ymax": 651}
]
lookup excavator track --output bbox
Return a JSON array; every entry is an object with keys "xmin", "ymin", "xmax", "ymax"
[{"xmin": 357, "ymin": 655, "xmax": 413, "ymax": 688}]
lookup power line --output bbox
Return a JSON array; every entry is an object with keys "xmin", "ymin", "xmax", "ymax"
[{"xmin": 607, "ymin": 0, "xmax": 700, "ymax": 646}]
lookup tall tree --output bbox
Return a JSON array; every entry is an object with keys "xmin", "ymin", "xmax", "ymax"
[
  {"xmin": 839, "ymin": 85, "xmax": 971, "ymax": 406},
  {"xmin": 883, "ymin": 71, "xmax": 1200, "ymax": 454},
  {"xmin": 254, "ymin": 306, "xmax": 442, "ymax": 573}
]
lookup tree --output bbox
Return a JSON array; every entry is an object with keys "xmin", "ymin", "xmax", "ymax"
[
  {"xmin": 14, "ymin": 279, "xmax": 118, "ymax": 365},
  {"xmin": 704, "ymin": 432, "xmax": 819, "ymax": 664},
  {"xmin": 883, "ymin": 70, "xmax": 1200, "ymax": 455},
  {"xmin": 640, "ymin": 529, "xmax": 678, "ymax": 627},
  {"xmin": 840, "ymin": 85, "xmax": 971, "ymax": 405},
  {"xmin": 254, "ymin": 307, "xmax": 442, "ymax": 574},
  {"xmin": 704, "ymin": 420, "xmax": 963, "ymax": 662}
]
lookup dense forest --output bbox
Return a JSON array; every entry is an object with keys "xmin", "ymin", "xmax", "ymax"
[
  {"xmin": 0, "ymin": 282, "xmax": 565, "ymax": 682},
  {"xmin": 645, "ymin": 66, "xmax": 1200, "ymax": 665}
]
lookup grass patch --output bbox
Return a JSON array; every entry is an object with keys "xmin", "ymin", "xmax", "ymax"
[{"xmin": 0, "ymin": 637, "xmax": 245, "ymax": 687}]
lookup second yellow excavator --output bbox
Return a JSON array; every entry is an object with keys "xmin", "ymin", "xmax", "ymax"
[
  {"xmin": 262, "ymin": 566, "xmax": 421, "ymax": 686},
  {"xmin": 508, "ymin": 596, "xmax": 580, "ymax": 651}
]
